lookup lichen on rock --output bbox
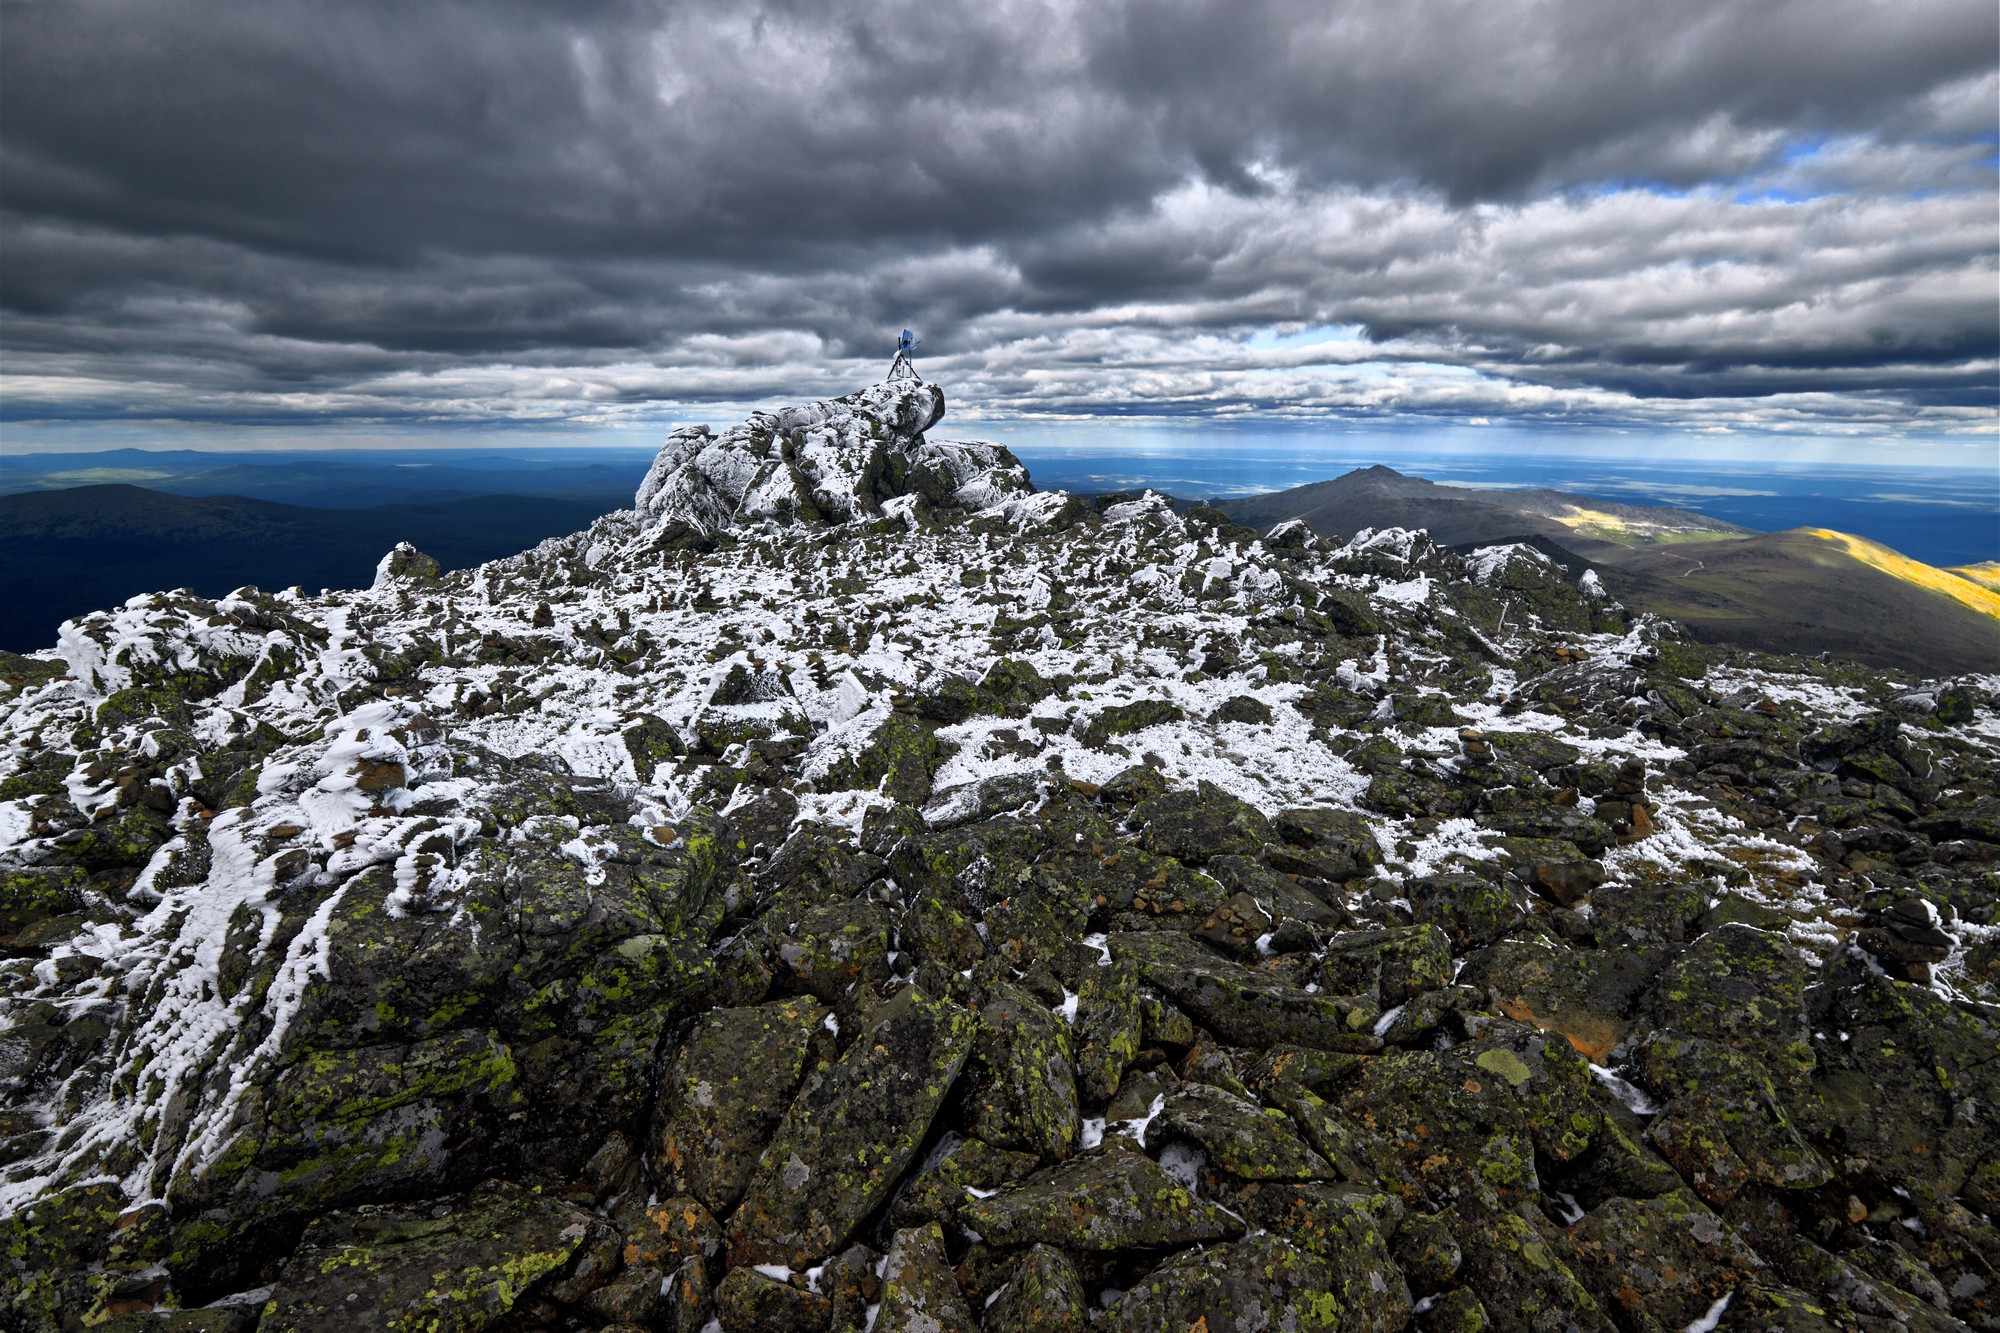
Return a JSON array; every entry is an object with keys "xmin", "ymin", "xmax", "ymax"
[{"xmin": 2, "ymin": 376, "xmax": 1996, "ymax": 1330}]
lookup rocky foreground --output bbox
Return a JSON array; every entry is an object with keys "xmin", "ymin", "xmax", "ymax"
[{"xmin": 2, "ymin": 379, "xmax": 1996, "ymax": 1332}]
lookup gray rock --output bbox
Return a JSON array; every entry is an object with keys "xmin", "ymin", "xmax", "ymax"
[
  {"xmin": 729, "ymin": 986, "xmax": 976, "ymax": 1269},
  {"xmin": 653, "ymin": 997, "xmax": 830, "ymax": 1214},
  {"xmin": 873, "ymin": 1222, "xmax": 978, "ymax": 1333},
  {"xmin": 964, "ymin": 1149, "xmax": 1244, "ymax": 1251}
]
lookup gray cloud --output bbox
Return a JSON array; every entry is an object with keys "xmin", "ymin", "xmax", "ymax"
[{"xmin": 1, "ymin": 0, "xmax": 1994, "ymax": 444}]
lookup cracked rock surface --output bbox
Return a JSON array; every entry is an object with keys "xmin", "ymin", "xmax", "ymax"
[{"xmin": 2, "ymin": 378, "xmax": 1996, "ymax": 1331}]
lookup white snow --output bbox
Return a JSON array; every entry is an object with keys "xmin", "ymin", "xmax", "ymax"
[
  {"xmin": 1589, "ymin": 1063, "xmax": 1662, "ymax": 1116},
  {"xmin": 0, "ymin": 800, "xmax": 33, "ymax": 854},
  {"xmin": 2, "ymin": 372, "xmax": 1984, "ymax": 1233},
  {"xmin": 1684, "ymin": 1292, "xmax": 1733, "ymax": 1332},
  {"xmin": 1157, "ymin": 1142, "xmax": 1206, "ymax": 1192}
]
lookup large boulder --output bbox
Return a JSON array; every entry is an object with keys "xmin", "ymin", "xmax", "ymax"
[
  {"xmin": 727, "ymin": 986, "xmax": 976, "ymax": 1268},
  {"xmin": 1101, "ymin": 1233, "xmax": 1344, "ymax": 1333},
  {"xmin": 259, "ymin": 1182, "xmax": 604, "ymax": 1333},
  {"xmin": 634, "ymin": 379, "xmax": 1030, "ymax": 534},
  {"xmin": 652, "ymin": 997, "xmax": 831, "ymax": 1214},
  {"xmin": 963, "ymin": 1149, "xmax": 1244, "ymax": 1251}
]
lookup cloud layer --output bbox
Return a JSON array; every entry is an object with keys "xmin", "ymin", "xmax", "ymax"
[{"xmin": 3, "ymin": 0, "xmax": 1995, "ymax": 446}]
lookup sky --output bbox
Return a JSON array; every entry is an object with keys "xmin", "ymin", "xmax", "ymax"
[{"xmin": 2, "ymin": 0, "xmax": 1997, "ymax": 463}]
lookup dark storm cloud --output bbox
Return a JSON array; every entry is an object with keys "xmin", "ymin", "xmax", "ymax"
[{"xmin": 1, "ymin": 0, "xmax": 1994, "ymax": 441}]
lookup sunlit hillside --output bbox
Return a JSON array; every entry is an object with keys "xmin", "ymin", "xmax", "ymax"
[
  {"xmin": 1949, "ymin": 560, "xmax": 2000, "ymax": 594},
  {"xmin": 1803, "ymin": 529, "xmax": 2000, "ymax": 621}
]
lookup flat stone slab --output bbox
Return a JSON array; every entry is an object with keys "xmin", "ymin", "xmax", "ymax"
[
  {"xmin": 964, "ymin": 1148, "xmax": 1244, "ymax": 1251},
  {"xmin": 260, "ymin": 1181, "xmax": 598, "ymax": 1333},
  {"xmin": 1113, "ymin": 931, "xmax": 1376, "ymax": 1052}
]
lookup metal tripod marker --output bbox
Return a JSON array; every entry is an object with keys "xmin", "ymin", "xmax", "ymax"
[{"xmin": 887, "ymin": 328, "xmax": 922, "ymax": 382}]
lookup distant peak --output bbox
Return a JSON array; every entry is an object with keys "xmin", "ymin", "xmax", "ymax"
[{"xmin": 1339, "ymin": 465, "xmax": 1416, "ymax": 484}]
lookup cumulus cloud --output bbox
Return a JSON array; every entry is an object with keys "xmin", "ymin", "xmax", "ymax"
[{"xmin": 1, "ymin": 0, "xmax": 1994, "ymax": 444}]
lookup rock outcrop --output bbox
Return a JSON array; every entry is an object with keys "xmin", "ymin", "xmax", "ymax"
[
  {"xmin": 634, "ymin": 378, "xmax": 1031, "ymax": 538},
  {"xmin": 1, "ymin": 380, "xmax": 1996, "ymax": 1331}
]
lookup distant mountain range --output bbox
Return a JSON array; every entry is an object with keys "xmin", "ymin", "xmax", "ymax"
[
  {"xmin": 0, "ymin": 485, "xmax": 612, "ymax": 651},
  {"xmin": 1222, "ymin": 465, "xmax": 2000, "ymax": 676},
  {"xmin": 0, "ymin": 447, "xmax": 651, "ymax": 509},
  {"xmin": 3, "ymin": 457, "xmax": 1993, "ymax": 674}
]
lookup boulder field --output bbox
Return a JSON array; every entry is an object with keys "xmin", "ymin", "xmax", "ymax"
[{"xmin": 2, "ymin": 379, "xmax": 1996, "ymax": 1331}]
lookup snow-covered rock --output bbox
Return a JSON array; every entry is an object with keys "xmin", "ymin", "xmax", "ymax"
[
  {"xmin": 3, "ymin": 375, "xmax": 1997, "ymax": 1330},
  {"xmin": 634, "ymin": 377, "xmax": 1031, "ymax": 535}
]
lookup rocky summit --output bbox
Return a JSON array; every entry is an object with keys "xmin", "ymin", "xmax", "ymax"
[{"xmin": 2, "ymin": 377, "xmax": 1997, "ymax": 1333}]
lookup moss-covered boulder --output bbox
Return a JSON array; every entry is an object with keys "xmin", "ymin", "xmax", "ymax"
[
  {"xmin": 1207, "ymin": 852, "xmax": 1349, "ymax": 928},
  {"xmin": 1447, "ymin": 1208, "xmax": 1609, "ymax": 1333},
  {"xmin": 1146, "ymin": 1082, "xmax": 1332, "ymax": 1181},
  {"xmin": 1116, "ymin": 930, "xmax": 1375, "ymax": 1052},
  {"xmin": 1102, "ymin": 1233, "xmax": 1344, "ymax": 1333},
  {"xmin": 1133, "ymin": 781, "xmax": 1272, "ymax": 863},
  {"xmin": 774, "ymin": 898, "xmax": 895, "ymax": 1010},
  {"xmin": 713, "ymin": 1263, "xmax": 831, "ymax": 1332},
  {"xmin": 652, "ymin": 996, "xmax": 830, "ymax": 1214},
  {"xmin": 1216, "ymin": 694, "xmax": 1275, "ymax": 725},
  {"xmin": 872, "ymin": 1222, "xmax": 977, "ymax": 1333},
  {"xmin": 1557, "ymin": 1190, "xmax": 1763, "ymax": 1333},
  {"xmin": 1409, "ymin": 872, "xmax": 1526, "ymax": 950},
  {"xmin": 1634, "ymin": 924, "xmax": 1832, "ymax": 1202},
  {"xmin": 963, "ymin": 1148, "xmax": 1244, "ymax": 1250},
  {"xmin": 962, "ymin": 979, "xmax": 1079, "ymax": 1160},
  {"xmin": 1320, "ymin": 923, "xmax": 1456, "ymax": 1008},
  {"xmin": 1340, "ymin": 1025, "xmax": 1601, "ymax": 1208},
  {"xmin": 884, "ymin": 1135, "xmax": 1038, "ymax": 1231},
  {"xmin": 229, "ymin": 1028, "xmax": 523, "ymax": 1221},
  {"xmin": 1642, "ymin": 924, "xmax": 1813, "ymax": 1075},
  {"xmin": 1459, "ymin": 937, "xmax": 1653, "ymax": 1063},
  {"xmin": 622, "ymin": 713, "xmax": 686, "ymax": 777},
  {"xmin": 728, "ymin": 986, "xmax": 976, "ymax": 1268},
  {"xmin": 0, "ymin": 1181, "xmax": 164, "ymax": 1332},
  {"xmin": 1420, "ymin": 1286, "xmax": 1491, "ymax": 1332},
  {"xmin": 912, "ymin": 672, "xmax": 1001, "ymax": 725},
  {"xmin": 1393, "ymin": 1209, "xmax": 1463, "ymax": 1297},
  {"xmin": 981, "ymin": 1243, "xmax": 1088, "ymax": 1333},
  {"xmin": 854, "ymin": 714, "xmax": 940, "ymax": 806},
  {"xmin": 1269, "ymin": 1079, "xmax": 1422, "ymax": 1198},
  {"xmin": 1228, "ymin": 1184, "xmax": 1413, "ymax": 1331},
  {"xmin": 0, "ymin": 864, "xmax": 87, "ymax": 938},
  {"xmin": 1082, "ymin": 698, "xmax": 1184, "ymax": 746},
  {"xmin": 980, "ymin": 657, "xmax": 1053, "ymax": 715},
  {"xmin": 258, "ymin": 1181, "xmax": 601, "ymax": 1333},
  {"xmin": 1070, "ymin": 960, "xmax": 1145, "ymax": 1104}
]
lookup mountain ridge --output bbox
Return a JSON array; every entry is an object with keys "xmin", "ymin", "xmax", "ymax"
[
  {"xmin": 2, "ymin": 379, "xmax": 1996, "ymax": 1331},
  {"xmin": 1222, "ymin": 465, "xmax": 2000, "ymax": 676}
]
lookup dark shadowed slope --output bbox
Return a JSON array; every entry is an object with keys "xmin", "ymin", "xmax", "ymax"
[{"xmin": 0, "ymin": 484, "xmax": 613, "ymax": 650}]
